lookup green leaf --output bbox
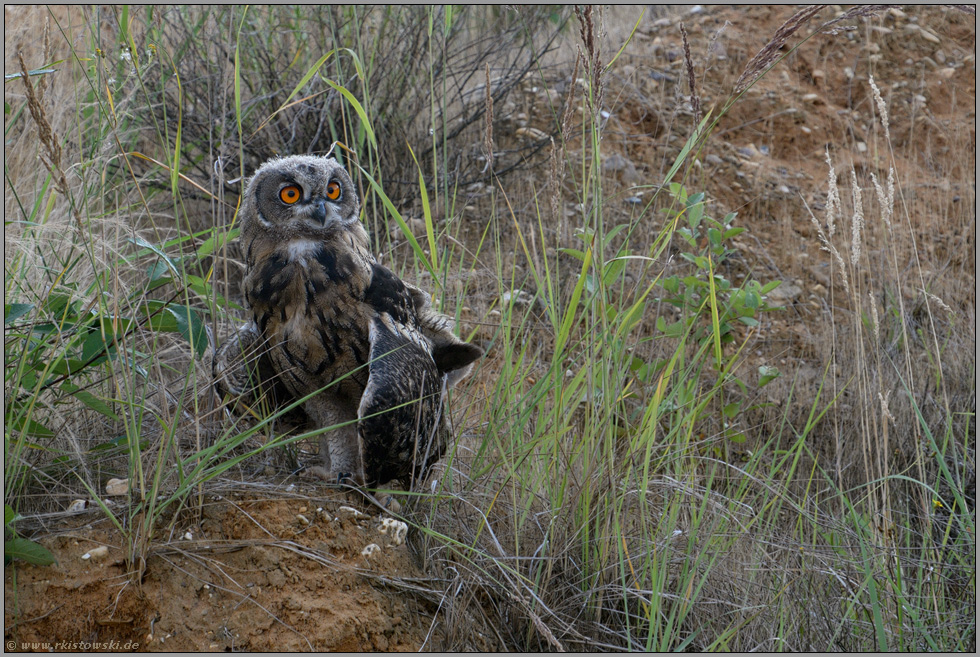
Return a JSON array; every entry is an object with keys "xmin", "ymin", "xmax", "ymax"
[
  {"xmin": 166, "ymin": 305, "xmax": 208, "ymax": 358},
  {"xmin": 602, "ymin": 257, "xmax": 629, "ymax": 286},
  {"xmin": 4, "ymin": 505, "xmax": 16, "ymax": 528},
  {"xmin": 147, "ymin": 260, "xmax": 172, "ymax": 284},
  {"xmin": 71, "ymin": 390, "xmax": 119, "ymax": 421},
  {"xmin": 758, "ymin": 365, "xmax": 780, "ymax": 387},
  {"xmin": 148, "ymin": 313, "xmax": 179, "ymax": 332},
  {"xmin": 129, "ymin": 235, "xmax": 180, "ymax": 279},
  {"xmin": 4, "ymin": 68, "xmax": 57, "ymax": 81},
  {"xmin": 5, "ymin": 537, "xmax": 56, "ymax": 566},
  {"xmin": 5, "ymin": 303, "xmax": 33, "ymax": 325},
  {"xmin": 659, "ymin": 318, "xmax": 687, "ymax": 338},
  {"xmin": 197, "ymin": 228, "xmax": 240, "ymax": 258},
  {"xmin": 687, "ymin": 191, "xmax": 706, "ymax": 206},
  {"xmin": 6, "ymin": 415, "xmax": 55, "ymax": 438},
  {"xmin": 42, "ymin": 292, "xmax": 78, "ymax": 319},
  {"xmin": 604, "ymin": 223, "xmax": 628, "ymax": 243},
  {"xmin": 723, "ymin": 401, "xmax": 741, "ymax": 419},
  {"xmin": 322, "ymin": 78, "xmax": 378, "ymax": 150},
  {"xmin": 358, "ymin": 168, "xmax": 436, "ymax": 279},
  {"xmin": 761, "ymin": 280, "xmax": 782, "ymax": 295},
  {"xmin": 82, "ymin": 326, "xmax": 115, "ymax": 362},
  {"xmin": 559, "ymin": 248, "xmax": 587, "ymax": 262}
]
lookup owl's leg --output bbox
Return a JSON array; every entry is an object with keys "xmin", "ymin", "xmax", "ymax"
[{"xmin": 302, "ymin": 396, "xmax": 365, "ymax": 486}]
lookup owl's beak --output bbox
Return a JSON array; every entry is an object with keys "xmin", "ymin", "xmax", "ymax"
[{"xmin": 311, "ymin": 198, "xmax": 328, "ymax": 225}]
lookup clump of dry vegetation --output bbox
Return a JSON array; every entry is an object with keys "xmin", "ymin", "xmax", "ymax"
[{"xmin": 5, "ymin": 5, "xmax": 975, "ymax": 651}]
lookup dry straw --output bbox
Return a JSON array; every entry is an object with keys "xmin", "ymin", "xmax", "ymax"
[{"xmin": 484, "ymin": 62, "xmax": 494, "ymax": 174}]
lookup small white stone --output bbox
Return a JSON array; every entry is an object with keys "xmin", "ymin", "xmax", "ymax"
[
  {"xmin": 82, "ymin": 545, "xmax": 109, "ymax": 561},
  {"xmin": 67, "ymin": 500, "xmax": 89, "ymax": 513},
  {"xmin": 105, "ymin": 478, "xmax": 129, "ymax": 496},
  {"xmin": 514, "ymin": 126, "xmax": 548, "ymax": 141},
  {"xmin": 378, "ymin": 517, "xmax": 409, "ymax": 547},
  {"xmin": 361, "ymin": 543, "xmax": 381, "ymax": 557}
]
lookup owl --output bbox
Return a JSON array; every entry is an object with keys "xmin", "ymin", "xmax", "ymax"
[{"xmin": 214, "ymin": 155, "xmax": 482, "ymax": 492}]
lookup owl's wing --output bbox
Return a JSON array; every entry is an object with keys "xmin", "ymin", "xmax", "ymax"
[
  {"xmin": 213, "ymin": 321, "xmax": 266, "ymax": 404},
  {"xmin": 358, "ymin": 312, "xmax": 444, "ymax": 488},
  {"xmin": 213, "ymin": 321, "xmax": 309, "ymax": 425}
]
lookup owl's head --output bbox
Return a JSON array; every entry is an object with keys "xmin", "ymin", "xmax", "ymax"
[{"xmin": 240, "ymin": 155, "xmax": 360, "ymax": 241}]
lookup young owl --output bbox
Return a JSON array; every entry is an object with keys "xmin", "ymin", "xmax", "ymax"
[{"xmin": 215, "ymin": 154, "xmax": 482, "ymax": 491}]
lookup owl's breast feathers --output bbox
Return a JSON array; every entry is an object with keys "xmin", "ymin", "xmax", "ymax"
[{"xmin": 243, "ymin": 234, "xmax": 376, "ymax": 396}]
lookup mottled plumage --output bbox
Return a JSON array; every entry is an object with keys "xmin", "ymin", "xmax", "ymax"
[{"xmin": 214, "ymin": 155, "xmax": 481, "ymax": 491}]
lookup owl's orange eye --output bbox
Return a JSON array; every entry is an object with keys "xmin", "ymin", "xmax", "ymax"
[
  {"xmin": 279, "ymin": 185, "xmax": 301, "ymax": 204},
  {"xmin": 326, "ymin": 180, "xmax": 342, "ymax": 201}
]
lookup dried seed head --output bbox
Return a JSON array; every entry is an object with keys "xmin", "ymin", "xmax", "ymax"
[
  {"xmin": 680, "ymin": 23, "xmax": 702, "ymax": 127},
  {"xmin": 824, "ymin": 149, "xmax": 841, "ymax": 238},
  {"xmin": 869, "ymin": 75, "xmax": 891, "ymax": 143},
  {"xmin": 868, "ymin": 292, "xmax": 880, "ymax": 343},
  {"xmin": 849, "ymin": 169, "xmax": 864, "ymax": 266},
  {"xmin": 734, "ymin": 5, "xmax": 824, "ymax": 94}
]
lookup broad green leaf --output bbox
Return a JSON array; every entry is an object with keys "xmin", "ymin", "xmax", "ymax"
[
  {"xmin": 5, "ymin": 537, "xmax": 56, "ymax": 566},
  {"xmin": 5, "ymin": 303, "xmax": 33, "ymax": 325},
  {"xmin": 6, "ymin": 415, "xmax": 55, "ymax": 439},
  {"xmin": 166, "ymin": 305, "xmax": 208, "ymax": 357}
]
